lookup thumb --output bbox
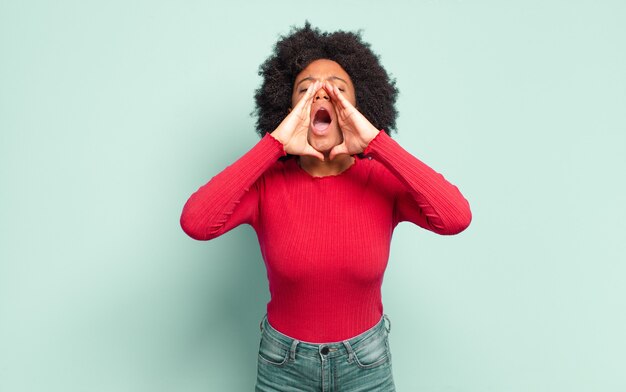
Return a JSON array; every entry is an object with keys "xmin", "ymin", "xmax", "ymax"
[
  {"xmin": 303, "ymin": 145, "xmax": 325, "ymax": 161},
  {"xmin": 329, "ymin": 143, "xmax": 349, "ymax": 161}
]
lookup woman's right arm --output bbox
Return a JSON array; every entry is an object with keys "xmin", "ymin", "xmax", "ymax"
[
  {"xmin": 180, "ymin": 81, "xmax": 323, "ymax": 241},
  {"xmin": 180, "ymin": 134, "xmax": 285, "ymax": 241}
]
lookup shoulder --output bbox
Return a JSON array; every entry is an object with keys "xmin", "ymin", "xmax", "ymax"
[
  {"xmin": 359, "ymin": 153, "xmax": 405, "ymax": 194},
  {"xmin": 257, "ymin": 156, "xmax": 299, "ymax": 184}
]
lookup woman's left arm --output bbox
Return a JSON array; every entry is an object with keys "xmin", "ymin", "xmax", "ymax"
[
  {"xmin": 363, "ymin": 131, "xmax": 472, "ymax": 235},
  {"xmin": 324, "ymin": 82, "xmax": 472, "ymax": 235}
]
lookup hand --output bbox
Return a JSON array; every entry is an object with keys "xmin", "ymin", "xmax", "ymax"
[
  {"xmin": 270, "ymin": 81, "xmax": 325, "ymax": 161},
  {"xmin": 323, "ymin": 82, "xmax": 380, "ymax": 160}
]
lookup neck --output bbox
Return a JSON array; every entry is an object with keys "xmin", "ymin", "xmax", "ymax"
[{"xmin": 298, "ymin": 154, "xmax": 355, "ymax": 177}]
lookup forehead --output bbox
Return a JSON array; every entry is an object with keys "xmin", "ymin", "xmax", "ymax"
[{"xmin": 295, "ymin": 59, "xmax": 352, "ymax": 83}]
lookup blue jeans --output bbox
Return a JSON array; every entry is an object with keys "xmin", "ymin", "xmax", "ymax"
[{"xmin": 255, "ymin": 314, "xmax": 396, "ymax": 391}]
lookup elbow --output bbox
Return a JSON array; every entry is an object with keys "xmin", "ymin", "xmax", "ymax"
[
  {"xmin": 438, "ymin": 205, "xmax": 473, "ymax": 236},
  {"xmin": 180, "ymin": 212, "xmax": 212, "ymax": 241},
  {"xmin": 450, "ymin": 212, "xmax": 472, "ymax": 235}
]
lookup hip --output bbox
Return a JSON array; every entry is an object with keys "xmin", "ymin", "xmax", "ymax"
[{"xmin": 255, "ymin": 313, "xmax": 396, "ymax": 392}]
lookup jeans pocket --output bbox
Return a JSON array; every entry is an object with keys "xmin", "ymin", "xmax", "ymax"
[
  {"xmin": 351, "ymin": 331, "xmax": 391, "ymax": 369},
  {"xmin": 257, "ymin": 334, "xmax": 289, "ymax": 367}
]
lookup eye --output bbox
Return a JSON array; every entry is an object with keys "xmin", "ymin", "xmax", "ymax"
[{"xmin": 331, "ymin": 83, "xmax": 346, "ymax": 92}]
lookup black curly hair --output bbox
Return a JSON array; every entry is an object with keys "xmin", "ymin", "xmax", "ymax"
[{"xmin": 253, "ymin": 22, "xmax": 399, "ymax": 138}]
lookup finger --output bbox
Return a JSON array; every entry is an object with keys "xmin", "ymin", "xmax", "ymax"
[
  {"xmin": 325, "ymin": 84, "xmax": 351, "ymax": 115},
  {"xmin": 309, "ymin": 81, "xmax": 322, "ymax": 101},
  {"xmin": 322, "ymin": 81, "xmax": 334, "ymax": 97},
  {"xmin": 331, "ymin": 84, "xmax": 354, "ymax": 110},
  {"xmin": 304, "ymin": 82, "xmax": 323, "ymax": 119},
  {"xmin": 323, "ymin": 82, "xmax": 339, "ymax": 103},
  {"xmin": 295, "ymin": 81, "xmax": 321, "ymax": 111},
  {"xmin": 322, "ymin": 82, "xmax": 339, "ymax": 101},
  {"xmin": 307, "ymin": 81, "xmax": 322, "ymax": 104},
  {"xmin": 293, "ymin": 82, "xmax": 319, "ymax": 128},
  {"xmin": 304, "ymin": 145, "xmax": 325, "ymax": 161},
  {"xmin": 329, "ymin": 142, "xmax": 349, "ymax": 160}
]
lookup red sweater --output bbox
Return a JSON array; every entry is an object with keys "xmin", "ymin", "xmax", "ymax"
[{"xmin": 180, "ymin": 131, "xmax": 471, "ymax": 342}]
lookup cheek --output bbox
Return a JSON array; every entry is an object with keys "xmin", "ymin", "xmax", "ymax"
[
  {"xmin": 290, "ymin": 89, "xmax": 301, "ymax": 107},
  {"xmin": 346, "ymin": 89, "xmax": 357, "ymax": 106}
]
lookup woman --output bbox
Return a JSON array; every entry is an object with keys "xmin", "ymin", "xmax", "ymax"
[{"xmin": 180, "ymin": 23, "xmax": 472, "ymax": 391}]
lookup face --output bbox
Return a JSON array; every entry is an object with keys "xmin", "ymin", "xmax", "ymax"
[{"xmin": 291, "ymin": 59, "xmax": 356, "ymax": 154}]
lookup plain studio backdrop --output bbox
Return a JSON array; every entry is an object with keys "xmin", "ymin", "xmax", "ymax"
[{"xmin": 1, "ymin": 1, "xmax": 624, "ymax": 391}]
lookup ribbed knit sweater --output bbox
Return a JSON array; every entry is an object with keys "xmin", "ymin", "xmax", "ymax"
[{"xmin": 180, "ymin": 131, "xmax": 472, "ymax": 343}]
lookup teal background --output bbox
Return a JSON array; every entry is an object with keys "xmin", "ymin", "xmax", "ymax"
[{"xmin": 1, "ymin": 0, "xmax": 625, "ymax": 391}]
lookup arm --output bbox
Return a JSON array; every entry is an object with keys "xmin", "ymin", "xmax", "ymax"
[
  {"xmin": 180, "ymin": 133, "xmax": 285, "ymax": 241},
  {"xmin": 181, "ymin": 81, "xmax": 325, "ymax": 241},
  {"xmin": 364, "ymin": 131, "xmax": 472, "ymax": 235},
  {"xmin": 323, "ymin": 82, "xmax": 471, "ymax": 235}
]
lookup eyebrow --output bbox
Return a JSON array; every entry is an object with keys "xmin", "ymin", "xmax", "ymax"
[{"xmin": 295, "ymin": 75, "xmax": 349, "ymax": 88}]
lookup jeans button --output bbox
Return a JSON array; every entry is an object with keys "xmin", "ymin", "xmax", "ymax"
[{"xmin": 320, "ymin": 346, "xmax": 329, "ymax": 355}]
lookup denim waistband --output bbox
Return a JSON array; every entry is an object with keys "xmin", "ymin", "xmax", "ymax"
[{"xmin": 259, "ymin": 314, "xmax": 391, "ymax": 360}]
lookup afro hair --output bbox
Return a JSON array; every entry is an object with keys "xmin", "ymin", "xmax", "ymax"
[{"xmin": 253, "ymin": 22, "xmax": 399, "ymax": 138}]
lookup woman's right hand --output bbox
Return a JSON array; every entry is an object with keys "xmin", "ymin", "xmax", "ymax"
[{"xmin": 270, "ymin": 81, "xmax": 324, "ymax": 161}]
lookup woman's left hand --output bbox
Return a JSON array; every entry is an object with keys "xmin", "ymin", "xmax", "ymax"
[{"xmin": 323, "ymin": 81, "xmax": 381, "ymax": 160}]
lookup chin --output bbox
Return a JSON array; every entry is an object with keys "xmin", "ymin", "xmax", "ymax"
[
  {"xmin": 308, "ymin": 130, "xmax": 342, "ymax": 154},
  {"xmin": 310, "ymin": 139, "xmax": 343, "ymax": 155},
  {"xmin": 309, "ymin": 140, "xmax": 335, "ymax": 154}
]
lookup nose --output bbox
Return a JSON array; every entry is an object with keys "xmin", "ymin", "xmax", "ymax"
[{"xmin": 314, "ymin": 87, "xmax": 329, "ymax": 101}]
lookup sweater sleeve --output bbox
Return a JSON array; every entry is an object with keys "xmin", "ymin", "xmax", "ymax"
[
  {"xmin": 180, "ymin": 133, "xmax": 286, "ymax": 241},
  {"xmin": 363, "ymin": 131, "xmax": 472, "ymax": 235}
]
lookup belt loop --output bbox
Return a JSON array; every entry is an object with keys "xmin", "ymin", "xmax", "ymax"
[
  {"xmin": 342, "ymin": 340, "xmax": 355, "ymax": 363},
  {"xmin": 289, "ymin": 339, "xmax": 299, "ymax": 361},
  {"xmin": 383, "ymin": 314, "xmax": 391, "ymax": 333}
]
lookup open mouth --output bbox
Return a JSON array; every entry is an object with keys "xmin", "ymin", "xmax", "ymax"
[{"xmin": 312, "ymin": 107, "xmax": 332, "ymax": 132}]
